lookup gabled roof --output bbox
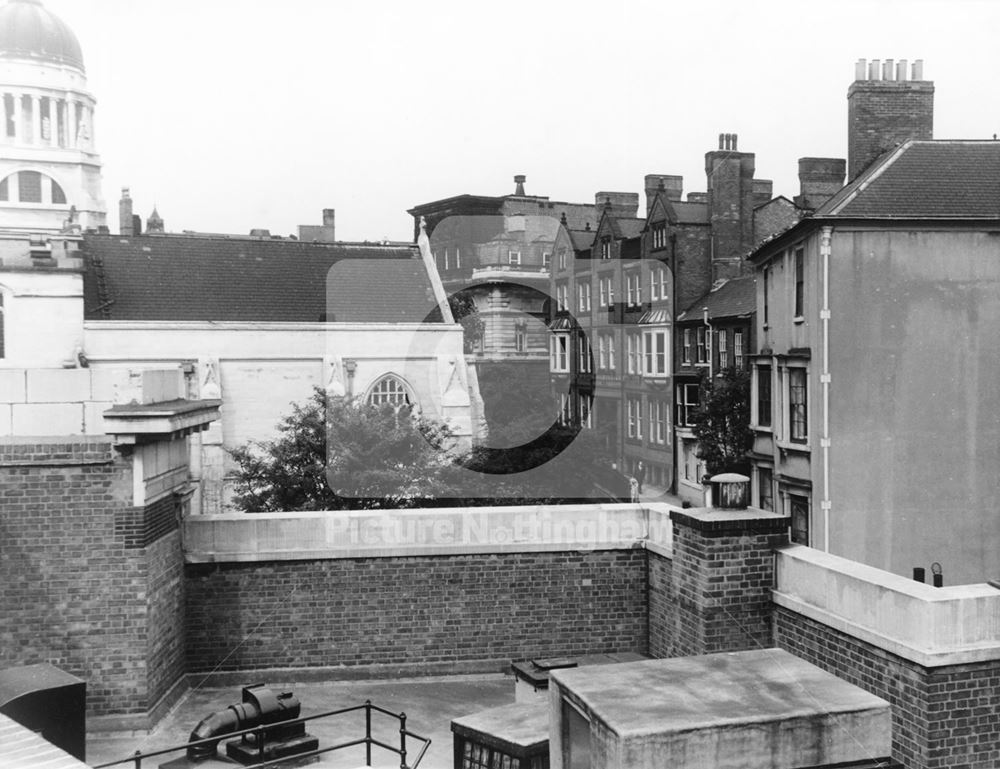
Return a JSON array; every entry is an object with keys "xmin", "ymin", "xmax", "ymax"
[
  {"xmin": 819, "ymin": 140, "xmax": 1000, "ymax": 218},
  {"xmin": 569, "ymin": 229, "xmax": 596, "ymax": 252},
  {"xmin": 82, "ymin": 234, "xmax": 442, "ymax": 323},
  {"xmin": 617, "ymin": 219, "xmax": 647, "ymax": 239},
  {"xmin": 677, "ymin": 276, "xmax": 756, "ymax": 322},
  {"xmin": 747, "ymin": 140, "xmax": 1000, "ymax": 264}
]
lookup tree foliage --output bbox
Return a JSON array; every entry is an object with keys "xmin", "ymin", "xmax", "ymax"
[
  {"xmin": 229, "ymin": 387, "xmax": 626, "ymax": 512},
  {"xmin": 448, "ymin": 290, "xmax": 484, "ymax": 353},
  {"xmin": 690, "ymin": 367, "xmax": 753, "ymax": 477},
  {"xmin": 229, "ymin": 389, "xmax": 462, "ymax": 512}
]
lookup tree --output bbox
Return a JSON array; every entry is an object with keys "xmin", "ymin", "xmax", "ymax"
[
  {"xmin": 229, "ymin": 388, "xmax": 462, "ymax": 512},
  {"xmin": 229, "ymin": 386, "xmax": 626, "ymax": 512},
  {"xmin": 690, "ymin": 367, "xmax": 753, "ymax": 477},
  {"xmin": 448, "ymin": 290, "xmax": 484, "ymax": 353}
]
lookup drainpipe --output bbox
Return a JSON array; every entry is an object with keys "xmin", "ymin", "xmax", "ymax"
[
  {"xmin": 703, "ymin": 307, "xmax": 713, "ymax": 380},
  {"xmin": 669, "ymin": 233, "xmax": 678, "ymax": 493},
  {"xmin": 819, "ymin": 226, "xmax": 833, "ymax": 552}
]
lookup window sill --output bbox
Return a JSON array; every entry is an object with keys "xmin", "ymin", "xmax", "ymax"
[
  {"xmin": 752, "ymin": 425, "xmax": 773, "ymax": 434},
  {"xmin": 793, "ymin": 316, "xmax": 805, "ymax": 325},
  {"xmin": 776, "ymin": 439, "xmax": 811, "ymax": 454}
]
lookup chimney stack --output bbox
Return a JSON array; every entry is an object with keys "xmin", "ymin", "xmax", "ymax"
[
  {"xmin": 594, "ymin": 191, "xmax": 639, "ymax": 219},
  {"xmin": 297, "ymin": 209, "xmax": 336, "ymax": 243},
  {"xmin": 796, "ymin": 158, "xmax": 846, "ymax": 211},
  {"xmin": 705, "ymin": 132, "xmax": 756, "ymax": 281},
  {"xmin": 513, "ymin": 175, "xmax": 526, "ymax": 196},
  {"xmin": 119, "ymin": 188, "xmax": 133, "ymax": 236},
  {"xmin": 848, "ymin": 58, "xmax": 933, "ymax": 181},
  {"xmin": 644, "ymin": 174, "xmax": 683, "ymax": 214}
]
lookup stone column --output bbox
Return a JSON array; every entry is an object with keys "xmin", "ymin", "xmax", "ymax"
[
  {"xmin": 67, "ymin": 98, "xmax": 77, "ymax": 148},
  {"xmin": 48, "ymin": 98, "xmax": 58, "ymax": 146},
  {"xmin": 13, "ymin": 93, "xmax": 22, "ymax": 144},
  {"xmin": 32, "ymin": 95, "xmax": 42, "ymax": 143},
  {"xmin": 666, "ymin": 506, "xmax": 788, "ymax": 656}
]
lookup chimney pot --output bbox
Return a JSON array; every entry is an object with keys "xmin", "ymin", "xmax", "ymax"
[
  {"xmin": 896, "ymin": 58, "xmax": 908, "ymax": 81},
  {"xmin": 732, "ymin": 134, "xmax": 738, "ymax": 151},
  {"xmin": 883, "ymin": 59, "xmax": 894, "ymax": 80},
  {"xmin": 322, "ymin": 208, "xmax": 335, "ymax": 227},
  {"xmin": 513, "ymin": 175, "xmax": 526, "ymax": 196},
  {"xmin": 912, "ymin": 59, "xmax": 924, "ymax": 80},
  {"xmin": 718, "ymin": 133, "xmax": 725, "ymax": 150},
  {"xmin": 868, "ymin": 59, "xmax": 880, "ymax": 80},
  {"xmin": 855, "ymin": 58, "xmax": 867, "ymax": 80}
]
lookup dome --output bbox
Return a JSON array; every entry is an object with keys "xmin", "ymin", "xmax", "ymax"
[{"xmin": 0, "ymin": 0, "xmax": 85, "ymax": 72}]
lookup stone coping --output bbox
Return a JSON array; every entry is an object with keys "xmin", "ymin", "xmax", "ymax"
[
  {"xmin": 183, "ymin": 503, "xmax": 679, "ymax": 562},
  {"xmin": 774, "ymin": 545, "xmax": 1000, "ymax": 667}
]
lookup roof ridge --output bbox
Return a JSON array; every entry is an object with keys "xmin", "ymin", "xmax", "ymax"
[{"xmin": 826, "ymin": 140, "xmax": 914, "ymax": 216}]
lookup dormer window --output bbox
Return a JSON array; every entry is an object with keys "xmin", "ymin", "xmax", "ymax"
[{"xmin": 600, "ymin": 238, "xmax": 611, "ymax": 260}]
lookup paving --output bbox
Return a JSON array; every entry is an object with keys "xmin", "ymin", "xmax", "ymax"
[{"xmin": 87, "ymin": 674, "xmax": 516, "ymax": 769}]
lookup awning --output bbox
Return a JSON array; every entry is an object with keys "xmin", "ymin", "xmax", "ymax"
[
  {"xmin": 549, "ymin": 316, "xmax": 576, "ymax": 330},
  {"xmin": 637, "ymin": 309, "xmax": 670, "ymax": 325}
]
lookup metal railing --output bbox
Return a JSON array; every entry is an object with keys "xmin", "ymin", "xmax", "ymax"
[{"xmin": 93, "ymin": 700, "xmax": 431, "ymax": 769}]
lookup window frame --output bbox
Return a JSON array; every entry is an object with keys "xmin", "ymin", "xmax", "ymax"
[
  {"xmin": 754, "ymin": 363, "xmax": 772, "ymax": 429},
  {"xmin": 550, "ymin": 334, "xmax": 570, "ymax": 372},
  {"xmin": 788, "ymin": 367, "xmax": 808, "ymax": 443},
  {"xmin": 793, "ymin": 246, "xmax": 805, "ymax": 319},
  {"xmin": 642, "ymin": 328, "xmax": 668, "ymax": 377}
]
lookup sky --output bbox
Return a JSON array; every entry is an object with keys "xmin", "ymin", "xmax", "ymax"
[{"xmin": 40, "ymin": 0, "xmax": 1000, "ymax": 242}]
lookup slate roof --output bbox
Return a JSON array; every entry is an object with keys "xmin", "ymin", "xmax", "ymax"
[
  {"xmin": 820, "ymin": 140, "xmax": 1000, "ymax": 219},
  {"xmin": 569, "ymin": 229, "xmax": 596, "ymax": 251},
  {"xmin": 617, "ymin": 219, "xmax": 647, "ymax": 239},
  {"xmin": 677, "ymin": 276, "xmax": 756, "ymax": 322},
  {"xmin": 82, "ymin": 235, "xmax": 443, "ymax": 323}
]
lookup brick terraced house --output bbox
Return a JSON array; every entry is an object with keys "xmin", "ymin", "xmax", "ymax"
[{"xmin": 549, "ymin": 135, "xmax": 800, "ymax": 490}]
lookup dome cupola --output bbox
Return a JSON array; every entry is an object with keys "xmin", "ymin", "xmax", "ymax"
[{"xmin": 0, "ymin": 0, "xmax": 85, "ymax": 72}]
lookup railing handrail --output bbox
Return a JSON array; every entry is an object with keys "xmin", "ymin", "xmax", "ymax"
[{"xmin": 92, "ymin": 699, "xmax": 431, "ymax": 769}]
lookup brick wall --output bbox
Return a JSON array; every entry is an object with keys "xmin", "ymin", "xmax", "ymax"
[
  {"xmin": 646, "ymin": 550, "xmax": 674, "ymax": 657},
  {"xmin": 185, "ymin": 550, "xmax": 647, "ymax": 675},
  {"xmin": 145, "ymin": 530, "xmax": 187, "ymax": 719},
  {"xmin": 0, "ymin": 440, "xmax": 187, "ymax": 720},
  {"xmin": 668, "ymin": 509, "xmax": 786, "ymax": 657},
  {"xmin": 775, "ymin": 606, "xmax": 1000, "ymax": 769}
]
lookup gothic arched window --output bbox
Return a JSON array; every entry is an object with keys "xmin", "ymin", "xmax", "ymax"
[{"xmin": 368, "ymin": 375, "xmax": 411, "ymax": 407}]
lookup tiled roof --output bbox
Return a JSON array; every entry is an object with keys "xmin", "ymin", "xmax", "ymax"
[
  {"xmin": 617, "ymin": 219, "xmax": 646, "ymax": 239},
  {"xmin": 677, "ymin": 276, "xmax": 756, "ymax": 321},
  {"xmin": 82, "ymin": 235, "xmax": 442, "ymax": 323},
  {"xmin": 569, "ymin": 229, "xmax": 596, "ymax": 251},
  {"xmin": 820, "ymin": 140, "xmax": 1000, "ymax": 218}
]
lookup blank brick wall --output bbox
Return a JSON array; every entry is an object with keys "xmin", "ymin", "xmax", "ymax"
[
  {"xmin": 184, "ymin": 550, "xmax": 648, "ymax": 674},
  {"xmin": 775, "ymin": 606, "xmax": 1000, "ymax": 769}
]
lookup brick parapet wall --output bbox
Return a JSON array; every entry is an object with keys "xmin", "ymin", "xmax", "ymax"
[
  {"xmin": 775, "ymin": 606, "xmax": 1000, "ymax": 769},
  {"xmin": 184, "ymin": 550, "xmax": 648, "ymax": 676}
]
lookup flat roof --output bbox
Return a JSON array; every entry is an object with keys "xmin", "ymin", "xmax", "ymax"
[{"xmin": 550, "ymin": 648, "xmax": 889, "ymax": 737}]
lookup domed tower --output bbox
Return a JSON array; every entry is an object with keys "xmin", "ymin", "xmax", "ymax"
[{"xmin": 0, "ymin": 0, "xmax": 105, "ymax": 232}]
